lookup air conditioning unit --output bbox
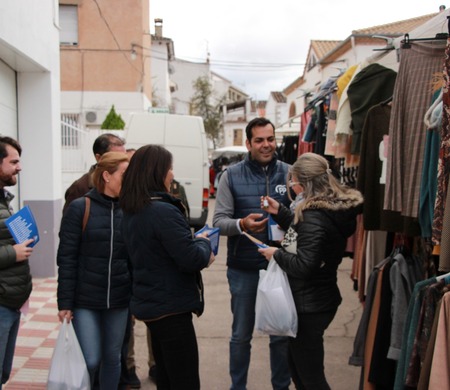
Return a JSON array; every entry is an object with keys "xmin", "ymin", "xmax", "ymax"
[{"xmin": 85, "ymin": 111, "xmax": 98, "ymax": 123}]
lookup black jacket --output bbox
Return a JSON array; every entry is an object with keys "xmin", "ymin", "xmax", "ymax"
[
  {"xmin": 0, "ymin": 190, "xmax": 32, "ymax": 309},
  {"xmin": 57, "ymin": 188, "xmax": 131, "ymax": 311},
  {"xmin": 273, "ymin": 189, "xmax": 363, "ymax": 313},
  {"xmin": 122, "ymin": 192, "xmax": 211, "ymax": 321}
]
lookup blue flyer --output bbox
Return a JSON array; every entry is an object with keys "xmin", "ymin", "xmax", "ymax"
[{"xmin": 5, "ymin": 205, "xmax": 40, "ymax": 247}]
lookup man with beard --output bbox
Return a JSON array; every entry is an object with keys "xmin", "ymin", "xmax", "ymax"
[
  {"xmin": 213, "ymin": 118, "xmax": 291, "ymax": 390},
  {"xmin": 0, "ymin": 137, "xmax": 34, "ymax": 389}
]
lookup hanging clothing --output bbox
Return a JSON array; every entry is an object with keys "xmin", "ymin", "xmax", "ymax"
[
  {"xmin": 347, "ymin": 63, "xmax": 397, "ymax": 155},
  {"xmin": 405, "ymin": 280, "xmax": 447, "ymax": 387},
  {"xmin": 324, "ymin": 90, "xmax": 339, "ymax": 157},
  {"xmin": 427, "ymin": 291, "xmax": 450, "ymax": 390},
  {"xmin": 357, "ymin": 102, "xmax": 418, "ymax": 234},
  {"xmin": 393, "ymin": 277, "xmax": 437, "ymax": 389},
  {"xmin": 432, "ymin": 39, "xmax": 450, "ymax": 245},
  {"xmin": 278, "ymin": 135, "xmax": 299, "ymax": 165},
  {"xmin": 417, "ymin": 292, "xmax": 443, "ymax": 390},
  {"xmin": 419, "ymin": 90, "xmax": 442, "ymax": 238},
  {"xmin": 384, "ymin": 41, "xmax": 447, "ymax": 219}
]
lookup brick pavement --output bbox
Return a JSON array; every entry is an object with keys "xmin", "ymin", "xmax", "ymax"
[{"xmin": 4, "ymin": 278, "xmax": 59, "ymax": 390}]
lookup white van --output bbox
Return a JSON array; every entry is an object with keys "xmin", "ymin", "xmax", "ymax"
[{"xmin": 125, "ymin": 113, "xmax": 209, "ymax": 229}]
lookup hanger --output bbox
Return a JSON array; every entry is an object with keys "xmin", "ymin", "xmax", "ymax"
[
  {"xmin": 381, "ymin": 96, "xmax": 393, "ymax": 106},
  {"xmin": 401, "ymin": 32, "xmax": 448, "ymax": 49},
  {"xmin": 436, "ymin": 270, "xmax": 450, "ymax": 282}
]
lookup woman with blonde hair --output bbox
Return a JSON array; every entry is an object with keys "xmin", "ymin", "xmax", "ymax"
[
  {"xmin": 57, "ymin": 151, "xmax": 131, "ymax": 390},
  {"xmin": 260, "ymin": 152, "xmax": 363, "ymax": 389}
]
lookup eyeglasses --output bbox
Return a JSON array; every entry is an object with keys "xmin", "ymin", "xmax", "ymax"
[{"xmin": 289, "ymin": 181, "xmax": 300, "ymax": 188}]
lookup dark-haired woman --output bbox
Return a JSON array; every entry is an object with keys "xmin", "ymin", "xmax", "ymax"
[{"xmin": 120, "ymin": 144, "xmax": 214, "ymax": 390}]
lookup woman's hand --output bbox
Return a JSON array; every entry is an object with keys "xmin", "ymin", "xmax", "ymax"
[
  {"xmin": 58, "ymin": 310, "xmax": 73, "ymax": 323},
  {"xmin": 260, "ymin": 196, "xmax": 280, "ymax": 215},
  {"xmin": 258, "ymin": 246, "xmax": 278, "ymax": 261},
  {"xmin": 196, "ymin": 231, "xmax": 210, "ymax": 240}
]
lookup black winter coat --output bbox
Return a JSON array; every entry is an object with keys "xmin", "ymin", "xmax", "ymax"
[
  {"xmin": 122, "ymin": 192, "xmax": 211, "ymax": 321},
  {"xmin": 273, "ymin": 189, "xmax": 363, "ymax": 314},
  {"xmin": 57, "ymin": 188, "xmax": 131, "ymax": 311},
  {"xmin": 0, "ymin": 191, "xmax": 32, "ymax": 309}
]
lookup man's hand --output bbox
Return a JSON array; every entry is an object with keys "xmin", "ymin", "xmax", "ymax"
[
  {"xmin": 14, "ymin": 239, "xmax": 34, "ymax": 262},
  {"xmin": 242, "ymin": 213, "xmax": 268, "ymax": 233}
]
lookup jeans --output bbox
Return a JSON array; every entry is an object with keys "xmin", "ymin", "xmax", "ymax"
[
  {"xmin": 288, "ymin": 309, "xmax": 337, "ymax": 390},
  {"xmin": 72, "ymin": 307, "xmax": 128, "ymax": 390},
  {"xmin": 0, "ymin": 305, "xmax": 21, "ymax": 390},
  {"xmin": 227, "ymin": 267, "xmax": 291, "ymax": 390},
  {"xmin": 146, "ymin": 312, "xmax": 200, "ymax": 390}
]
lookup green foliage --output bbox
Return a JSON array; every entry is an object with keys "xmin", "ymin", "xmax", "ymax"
[
  {"xmin": 190, "ymin": 76, "xmax": 224, "ymax": 148},
  {"xmin": 101, "ymin": 105, "xmax": 125, "ymax": 130}
]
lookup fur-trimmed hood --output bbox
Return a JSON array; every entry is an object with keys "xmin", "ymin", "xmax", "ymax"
[
  {"xmin": 301, "ymin": 188, "xmax": 363, "ymax": 239},
  {"xmin": 303, "ymin": 188, "xmax": 364, "ymax": 212}
]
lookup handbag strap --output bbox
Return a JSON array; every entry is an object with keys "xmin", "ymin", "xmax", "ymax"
[{"xmin": 82, "ymin": 197, "xmax": 90, "ymax": 232}]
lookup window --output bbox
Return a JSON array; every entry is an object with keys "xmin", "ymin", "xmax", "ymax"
[
  {"xmin": 289, "ymin": 102, "xmax": 296, "ymax": 118},
  {"xmin": 233, "ymin": 129, "xmax": 243, "ymax": 146},
  {"xmin": 59, "ymin": 5, "xmax": 78, "ymax": 45}
]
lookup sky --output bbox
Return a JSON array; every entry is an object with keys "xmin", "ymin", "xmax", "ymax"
[{"xmin": 150, "ymin": 1, "xmax": 447, "ymax": 100}]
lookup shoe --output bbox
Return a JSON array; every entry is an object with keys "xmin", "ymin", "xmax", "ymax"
[
  {"xmin": 127, "ymin": 367, "xmax": 141, "ymax": 389},
  {"xmin": 148, "ymin": 365, "xmax": 157, "ymax": 382}
]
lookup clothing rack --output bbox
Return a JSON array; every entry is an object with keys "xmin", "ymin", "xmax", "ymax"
[{"xmin": 401, "ymin": 32, "xmax": 448, "ymax": 49}]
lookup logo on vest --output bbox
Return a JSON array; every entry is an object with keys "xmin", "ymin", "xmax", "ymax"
[{"xmin": 275, "ymin": 184, "xmax": 287, "ymax": 195}]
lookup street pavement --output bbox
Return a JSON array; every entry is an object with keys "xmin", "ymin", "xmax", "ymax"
[{"xmin": 131, "ymin": 198, "xmax": 363, "ymax": 389}]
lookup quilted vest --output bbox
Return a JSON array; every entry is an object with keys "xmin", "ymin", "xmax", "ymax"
[{"xmin": 226, "ymin": 155, "xmax": 290, "ymax": 270}]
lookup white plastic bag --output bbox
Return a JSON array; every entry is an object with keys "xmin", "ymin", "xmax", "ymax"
[
  {"xmin": 47, "ymin": 318, "xmax": 91, "ymax": 390},
  {"xmin": 255, "ymin": 259, "xmax": 298, "ymax": 337}
]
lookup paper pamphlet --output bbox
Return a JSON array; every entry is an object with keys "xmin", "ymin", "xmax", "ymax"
[
  {"xmin": 268, "ymin": 215, "xmax": 285, "ymax": 241},
  {"xmin": 195, "ymin": 224, "xmax": 220, "ymax": 255},
  {"xmin": 242, "ymin": 231, "xmax": 269, "ymax": 248},
  {"xmin": 5, "ymin": 205, "xmax": 39, "ymax": 247}
]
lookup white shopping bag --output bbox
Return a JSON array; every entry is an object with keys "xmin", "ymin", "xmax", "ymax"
[
  {"xmin": 255, "ymin": 259, "xmax": 298, "ymax": 337},
  {"xmin": 47, "ymin": 318, "xmax": 90, "ymax": 390}
]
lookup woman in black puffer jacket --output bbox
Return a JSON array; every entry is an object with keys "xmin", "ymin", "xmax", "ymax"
[
  {"xmin": 259, "ymin": 152, "xmax": 363, "ymax": 390},
  {"xmin": 120, "ymin": 145, "xmax": 215, "ymax": 390},
  {"xmin": 57, "ymin": 151, "xmax": 131, "ymax": 390}
]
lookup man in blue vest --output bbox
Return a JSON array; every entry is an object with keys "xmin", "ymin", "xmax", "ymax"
[{"xmin": 213, "ymin": 117, "xmax": 291, "ymax": 390}]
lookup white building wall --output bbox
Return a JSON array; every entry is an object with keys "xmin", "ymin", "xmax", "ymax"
[
  {"xmin": 151, "ymin": 42, "xmax": 172, "ymax": 108},
  {"xmin": 0, "ymin": 0, "xmax": 61, "ymax": 277},
  {"xmin": 171, "ymin": 59, "xmax": 210, "ymax": 114}
]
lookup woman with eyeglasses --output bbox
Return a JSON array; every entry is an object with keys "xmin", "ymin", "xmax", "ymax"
[{"xmin": 259, "ymin": 152, "xmax": 363, "ymax": 389}]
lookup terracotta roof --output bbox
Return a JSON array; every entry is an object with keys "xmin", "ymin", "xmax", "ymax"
[
  {"xmin": 310, "ymin": 40, "xmax": 342, "ymax": 60},
  {"xmin": 283, "ymin": 76, "xmax": 305, "ymax": 95},
  {"xmin": 352, "ymin": 13, "xmax": 438, "ymax": 36},
  {"xmin": 318, "ymin": 13, "xmax": 440, "ymax": 69},
  {"xmin": 270, "ymin": 92, "xmax": 287, "ymax": 103}
]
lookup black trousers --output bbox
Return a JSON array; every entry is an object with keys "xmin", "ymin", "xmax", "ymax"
[
  {"xmin": 288, "ymin": 309, "xmax": 337, "ymax": 390},
  {"xmin": 146, "ymin": 312, "xmax": 199, "ymax": 390}
]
